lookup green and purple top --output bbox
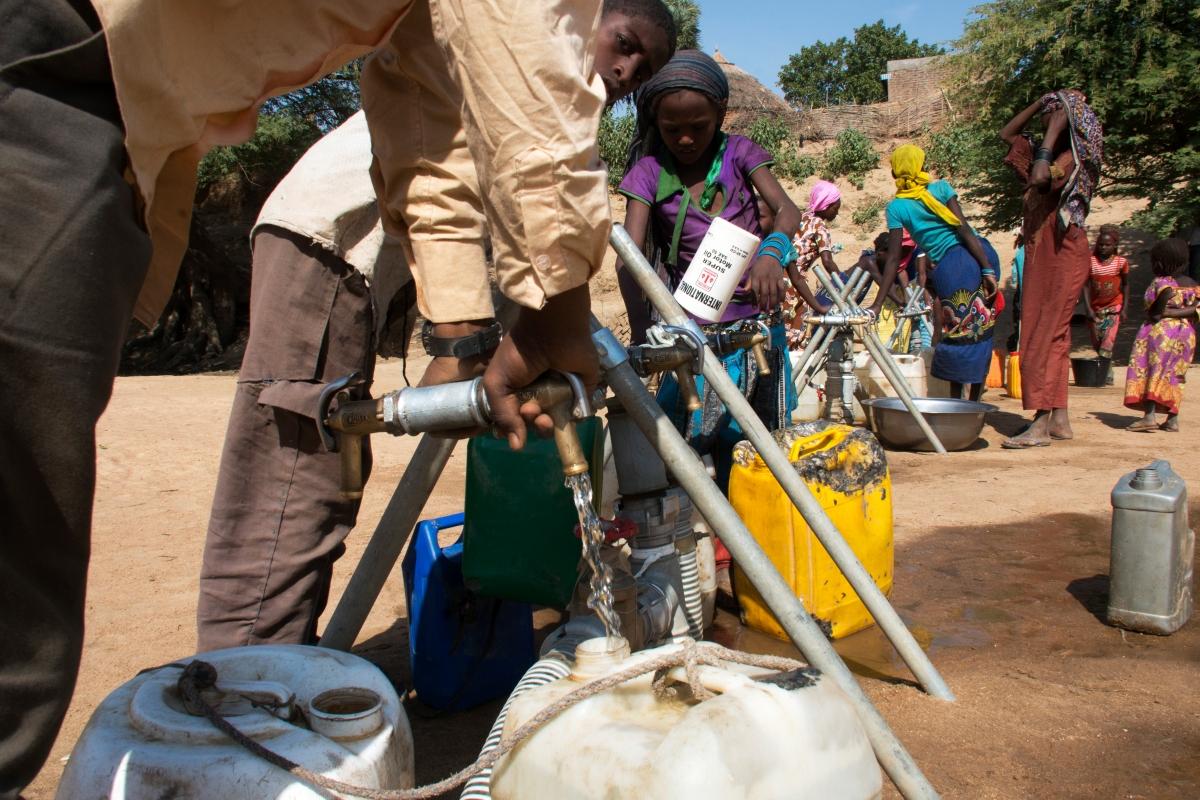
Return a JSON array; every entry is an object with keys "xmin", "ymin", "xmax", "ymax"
[{"xmin": 620, "ymin": 133, "xmax": 773, "ymax": 322}]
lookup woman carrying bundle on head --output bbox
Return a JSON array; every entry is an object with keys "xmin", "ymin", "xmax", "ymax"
[
  {"xmin": 615, "ymin": 49, "xmax": 804, "ymax": 488},
  {"xmin": 870, "ymin": 144, "xmax": 1001, "ymax": 402},
  {"xmin": 998, "ymin": 89, "xmax": 1103, "ymax": 448}
]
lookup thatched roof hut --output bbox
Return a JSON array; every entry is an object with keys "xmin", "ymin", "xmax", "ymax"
[{"xmin": 713, "ymin": 50, "xmax": 796, "ymax": 134}]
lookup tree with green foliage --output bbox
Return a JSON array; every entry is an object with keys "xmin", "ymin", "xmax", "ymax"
[
  {"xmin": 197, "ymin": 62, "xmax": 363, "ymax": 201},
  {"xmin": 746, "ymin": 116, "xmax": 818, "ymax": 184},
  {"xmin": 779, "ymin": 20, "xmax": 943, "ymax": 108},
  {"xmin": 821, "ymin": 128, "xmax": 879, "ymax": 190},
  {"xmin": 946, "ymin": 0, "xmax": 1200, "ymax": 236},
  {"xmin": 598, "ymin": 109, "xmax": 638, "ymax": 188},
  {"xmin": 663, "ymin": 0, "xmax": 701, "ymax": 51}
]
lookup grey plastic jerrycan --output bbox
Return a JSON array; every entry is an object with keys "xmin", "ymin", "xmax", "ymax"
[{"xmin": 1107, "ymin": 460, "xmax": 1194, "ymax": 635}]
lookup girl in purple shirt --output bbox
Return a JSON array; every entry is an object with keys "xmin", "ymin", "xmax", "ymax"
[{"xmin": 614, "ymin": 50, "xmax": 804, "ymax": 488}]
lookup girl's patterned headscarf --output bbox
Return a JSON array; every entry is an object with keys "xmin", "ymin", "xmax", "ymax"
[
  {"xmin": 625, "ymin": 50, "xmax": 732, "ymax": 268},
  {"xmin": 1039, "ymin": 90, "xmax": 1103, "ymax": 231}
]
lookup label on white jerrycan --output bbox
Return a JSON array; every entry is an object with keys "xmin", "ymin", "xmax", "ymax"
[{"xmin": 673, "ymin": 216, "xmax": 761, "ymax": 321}]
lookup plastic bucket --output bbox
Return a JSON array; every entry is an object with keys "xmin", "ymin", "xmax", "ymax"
[
  {"xmin": 865, "ymin": 353, "xmax": 927, "ymax": 399},
  {"xmin": 672, "ymin": 217, "xmax": 760, "ymax": 321},
  {"xmin": 1071, "ymin": 356, "xmax": 1111, "ymax": 387}
]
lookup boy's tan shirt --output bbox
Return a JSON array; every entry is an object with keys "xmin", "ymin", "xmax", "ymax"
[{"xmin": 89, "ymin": 0, "xmax": 610, "ymax": 326}]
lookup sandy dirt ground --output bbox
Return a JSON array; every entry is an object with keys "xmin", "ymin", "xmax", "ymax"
[{"xmin": 25, "ymin": 170, "xmax": 1200, "ymax": 799}]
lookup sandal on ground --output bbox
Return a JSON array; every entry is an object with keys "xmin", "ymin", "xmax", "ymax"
[
  {"xmin": 1126, "ymin": 420, "xmax": 1159, "ymax": 432},
  {"xmin": 1001, "ymin": 436, "xmax": 1051, "ymax": 449}
]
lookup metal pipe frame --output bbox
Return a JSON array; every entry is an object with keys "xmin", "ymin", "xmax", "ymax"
[
  {"xmin": 592, "ymin": 317, "xmax": 940, "ymax": 800},
  {"xmin": 793, "ymin": 269, "xmax": 870, "ymax": 395},
  {"xmin": 612, "ymin": 223, "xmax": 954, "ymax": 702},
  {"xmin": 319, "ymin": 435, "xmax": 458, "ymax": 651},
  {"xmin": 810, "ymin": 264, "xmax": 946, "ymax": 454},
  {"xmin": 887, "ymin": 284, "xmax": 932, "ymax": 351}
]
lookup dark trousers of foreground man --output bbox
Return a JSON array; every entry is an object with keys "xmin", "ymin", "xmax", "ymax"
[{"xmin": 0, "ymin": 1, "xmax": 150, "ymax": 795}]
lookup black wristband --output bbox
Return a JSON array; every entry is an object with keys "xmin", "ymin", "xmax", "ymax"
[{"xmin": 420, "ymin": 319, "xmax": 503, "ymax": 358}]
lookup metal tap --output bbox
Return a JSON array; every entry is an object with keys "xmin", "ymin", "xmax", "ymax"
[
  {"xmin": 633, "ymin": 325, "xmax": 705, "ymax": 411},
  {"xmin": 316, "ymin": 373, "xmax": 374, "ymax": 500},
  {"xmin": 317, "ymin": 370, "xmax": 597, "ymax": 491},
  {"xmin": 804, "ymin": 312, "xmax": 875, "ymax": 327},
  {"xmin": 514, "ymin": 371, "xmax": 596, "ymax": 477},
  {"xmin": 708, "ymin": 320, "xmax": 772, "ymax": 376}
]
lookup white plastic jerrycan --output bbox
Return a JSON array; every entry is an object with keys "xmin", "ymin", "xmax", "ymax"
[
  {"xmin": 674, "ymin": 216, "xmax": 761, "ymax": 321},
  {"xmin": 57, "ymin": 644, "xmax": 413, "ymax": 799},
  {"xmin": 489, "ymin": 638, "xmax": 882, "ymax": 800}
]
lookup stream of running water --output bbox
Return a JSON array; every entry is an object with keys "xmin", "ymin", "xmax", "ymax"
[{"xmin": 564, "ymin": 472, "xmax": 621, "ymax": 641}]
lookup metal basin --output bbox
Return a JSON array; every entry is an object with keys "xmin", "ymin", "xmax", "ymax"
[{"xmin": 862, "ymin": 397, "xmax": 997, "ymax": 452}]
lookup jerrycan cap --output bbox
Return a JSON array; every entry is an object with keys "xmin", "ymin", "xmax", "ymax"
[
  {"xmin": 574, "ymin": 516, "xmax": 636, "ymax": 544},
  {"xmin": 1130, "ymin": 466, "xmax": 1164, "ymax": 491}
]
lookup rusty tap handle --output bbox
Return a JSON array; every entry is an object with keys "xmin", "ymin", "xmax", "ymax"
[
  {"xmin": 512, "ymin": 371, "xmax": 594, "ymax": 477},
  {"xmin": 649, "ymin": 324, "xmax": 705, "ymax": 411},
  {"xmin": 317, "ymin": 372, "xmax": 370, "ymax": 452},
  {"xmin": 750, "ymin": 320, "xmax": 772, "ymax": 376},
  {"xmin": 316, "ymin": 372, "xmax": 375, "ymax": 500}
]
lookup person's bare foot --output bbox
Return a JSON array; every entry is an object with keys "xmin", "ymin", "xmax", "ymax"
[
  {"xmin": 1160, "ymin": 416, "xmax": 1179, "ymax": 432},
  {"xmin": 1048, "ymin": 408, "xmax": 1073, "ymax": 440},
  {"xmin": 1003, "ymin": 412, "xmax": 1052, "ymax": 448},
  {"xmin": 1127, "ymin": 418, "xmax": 1159, "ymax": 432}
]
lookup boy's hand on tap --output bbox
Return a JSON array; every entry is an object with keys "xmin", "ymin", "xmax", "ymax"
[{"xmin": 483, "ymin": 284, "xmax": 599, "ymax": 450}]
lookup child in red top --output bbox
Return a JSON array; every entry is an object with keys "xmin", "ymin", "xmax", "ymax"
[{"xmin": 1084, "ymin": 224, "xmax": 1129, "ymax": 359}]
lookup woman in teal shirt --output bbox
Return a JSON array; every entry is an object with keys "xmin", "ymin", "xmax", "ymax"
[{"xmin": 872, "ymin": 144, "xmax": 1000, "ymax": 401}]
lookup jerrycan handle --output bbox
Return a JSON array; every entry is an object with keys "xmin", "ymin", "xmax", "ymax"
[
  {"xmin": 787, "ymin": 428, "xmax": 840, "ymax": 463},
  {"xmin": 413, "ymin": 512, "xmax": 466, "ymax": 574}
]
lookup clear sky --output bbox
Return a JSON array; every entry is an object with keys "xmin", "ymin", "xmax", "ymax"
[{"xmin": 695, "ymin": 0, "xmax": 980, "ymax": 96}]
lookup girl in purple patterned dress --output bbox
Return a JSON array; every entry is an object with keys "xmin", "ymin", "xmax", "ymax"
[{"xmin": 1124, "ymin": 239, "xmax": 1198, "ymax": 432}]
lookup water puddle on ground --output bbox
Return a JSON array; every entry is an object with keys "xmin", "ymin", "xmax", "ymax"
[{"xmin": 708, "ymin": 604, "xmax": 1000, "ymax": 684}]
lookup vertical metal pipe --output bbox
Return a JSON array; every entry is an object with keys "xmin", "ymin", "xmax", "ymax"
[
  {"xmin": 611, "ymin": 224, "xmax": 955, "ymax": 702},
  {"xmin": 811, "ymin": 264, "xmax": 947, "ymax": 455},
  {"xmin": 592, "ymin": 320, "xmax": 940, "ymax": 800},
  {"xmin": 319, "ymin": 434, "xmax": 458, "ymax": 651}
]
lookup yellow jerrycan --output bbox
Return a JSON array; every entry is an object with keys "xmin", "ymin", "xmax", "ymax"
[
  {"xmin": 729, "ymin": 421, "xmax": 893, "ymax": 640},
  {"xmin": 1005, "ymin": 352, "xmax": 1022, "ymax": 399},
  {"xmin": 986, "ymin": 349, "xmax": 1005, "ymax": 389}
]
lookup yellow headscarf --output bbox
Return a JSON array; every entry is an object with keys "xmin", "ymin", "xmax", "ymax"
[{"xmin": 891, "ymin": 144, "xmax": 961, "ymax": 227}]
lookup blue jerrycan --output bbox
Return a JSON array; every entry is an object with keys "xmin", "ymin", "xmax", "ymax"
[{"xmin": 401, "ymin": 513, "xmax": 535, "ymax": 710}]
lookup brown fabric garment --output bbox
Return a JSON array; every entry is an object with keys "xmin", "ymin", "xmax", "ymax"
[
  {"xmin": 0, "ymin": 2, "xmax": 150, "ymax": 794},
  {"xmin": 196, "ymin": 228, "xmax": 374, "ymax": 651},
  {"xmin": 1007, "ymin": 137, "xmax": 1092, "ymax": 410},
  {"xmin": 88, "ymin": 0, "xmax": 608, "ymax": 324}
]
